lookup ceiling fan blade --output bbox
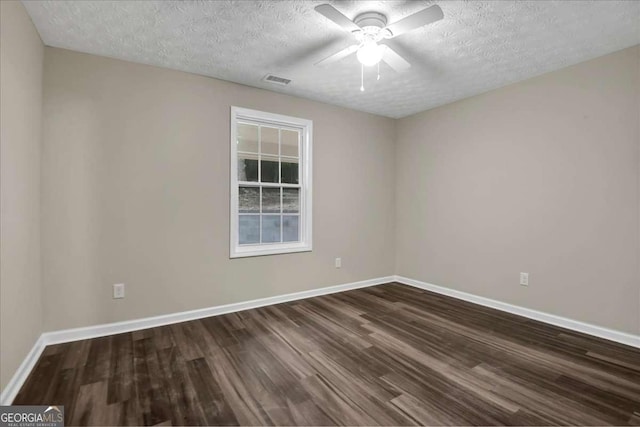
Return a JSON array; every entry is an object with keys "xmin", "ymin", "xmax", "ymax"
[
  {"xmin": 382, "ymin": 46, "xmax": 411, "ymax": 72},
  {"xmin": 385, "ymin": 4, "xmax": 443, "ymax": 38},
  {"xmin": 315, "ymin": 44, "xmax": 359, "ymax": 67},
  {"xmin": 315, "ymin": 4, "xmax": 361, "ymax": 33}
]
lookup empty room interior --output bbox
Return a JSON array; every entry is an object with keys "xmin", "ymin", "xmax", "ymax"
[{"xmin": 1, "ymin": 0, "xmax": 640, "ymax": 425}]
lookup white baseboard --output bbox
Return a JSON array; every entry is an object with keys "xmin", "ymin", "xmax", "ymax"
[
  {"xmin": 394, "ymin": 275, "xmax": 640, "ymax": 349},
  {"xmin": 0, "ymin": 275, "xmax": 393, "ymax": 404},
  {"xmin": 0, "ymin": 335, "xmax": 47, "ymax": 406},
  {"xmin": 42, "ymin": 276, "xmax": 393, "ymax": 346}
]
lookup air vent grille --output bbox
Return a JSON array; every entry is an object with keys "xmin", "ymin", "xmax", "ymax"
[{"xmin": 263, "ymin": 74, "xmax": 291, "ymax": 85}]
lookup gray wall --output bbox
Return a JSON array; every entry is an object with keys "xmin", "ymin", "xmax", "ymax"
[
  {"xmin": 0, "ymin": 1, "xmax": 44, "ymax": 389},
  {"xmin": 395, "ymin": 46, "xmax": 640, "ymax": 334},
  {"xmin": 41, "ymin": 48, "xmax": 396, "ymax": 331}
]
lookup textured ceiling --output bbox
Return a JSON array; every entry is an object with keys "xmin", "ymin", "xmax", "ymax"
[{"xmin": 22, "ymin": 0, "xmax": 640, "ymax": 118}]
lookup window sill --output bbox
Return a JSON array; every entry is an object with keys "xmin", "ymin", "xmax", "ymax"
[{"xmin": 230, "ymin": 243, "xmax": 312, "ymax": 258}]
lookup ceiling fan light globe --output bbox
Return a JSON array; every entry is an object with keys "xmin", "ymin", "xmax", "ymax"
[{"xmin": 357, "ymin": 43, "xmax": 384, "ymax": 66}]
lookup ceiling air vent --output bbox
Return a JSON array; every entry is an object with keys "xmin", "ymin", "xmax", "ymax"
[{"xmin": 263, "ymin": 74, "xmax": 291, "ymax": 86}]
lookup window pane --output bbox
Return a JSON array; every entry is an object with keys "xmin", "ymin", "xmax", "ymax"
[
  {"xmin": 281, "ymin": 159, "xmax": 299, "ymax": 184},
  {"xmin": 283, "ymin": 188, "xmax": 299, "ymax": 213},
  {"xmin": 239, "ymin": 187, "xmax": 259, "ymax": 213},
  {"xmin": 261, "ymin": 126, "xmax": 279, "ymax": 156},
  {"xmin": 261, "ymin": 215, "xmax": 281, "ymax": 243},
  {"xmin": 237, "ymin": 123, "xmax": 258, "ymax": 153},
  {"xmin": 261, "ymin": 158, "xmax": 279, "ymax": 183},
  {"xmin": 261, "ymin": 187, "xmax": 280, "ymax": 213},
  {"xmin": 238, "ymin": 156, "xmax": 258, "ymax": 182},
  {"xmin": 239, "ymin": 215, "xmax": 260, "ymax": 244},
  {"xmin": 281, "ymin": 129, "xmax": 299, "ymax": 157},
  {"xmin": 283, "ymin": 215, "xmax": 299, "ymax": 242}
]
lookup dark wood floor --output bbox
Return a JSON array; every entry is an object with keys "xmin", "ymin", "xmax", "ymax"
[{"xmin": 14, "ymin": 282, "xmax": 640, "ymax": 426}]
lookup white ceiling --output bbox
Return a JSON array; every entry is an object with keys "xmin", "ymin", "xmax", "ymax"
[{"xmin": 23, "ymin": 0, "xmax": 640, "ymax": 118}]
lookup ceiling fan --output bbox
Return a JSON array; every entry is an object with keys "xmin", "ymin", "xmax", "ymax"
[{"xmin": 314, "ymin": 3, "xmax": 444, "ymax": 90}]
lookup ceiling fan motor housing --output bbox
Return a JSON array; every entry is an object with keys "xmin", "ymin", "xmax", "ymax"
[
  {"xmin": 354, "ymin": 11, "xmax": 387, "ymax": 28},
  {"xmin": 353, "ymin": 12, "xmax": 391, "ymax": 42}
]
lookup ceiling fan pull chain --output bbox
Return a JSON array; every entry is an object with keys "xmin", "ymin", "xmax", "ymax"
[{"xmin": 360, "ymin": 63, "xmax": 365, "ymax": 92}]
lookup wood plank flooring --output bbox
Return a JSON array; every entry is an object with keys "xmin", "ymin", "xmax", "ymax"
[{"xmin": 14, "ymin": 283, "xmax": 640, "ymax": 426}]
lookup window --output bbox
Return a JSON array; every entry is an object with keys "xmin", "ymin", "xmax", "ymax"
[{"xmin": 230, "ymin": 107, "xmax": 312, "ymax": 258}]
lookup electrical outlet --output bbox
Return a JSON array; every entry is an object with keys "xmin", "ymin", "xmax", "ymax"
[
  {"xmin": 113, "ymin": 283, "xmax": 125, "ymax": 299},
  {"xmin": 520, "ymin": 273, "xmax": 529, "ymax": 286},
  {"xmin": 335, "ymin": 257, "xmax": 342, "ymax": 269}
]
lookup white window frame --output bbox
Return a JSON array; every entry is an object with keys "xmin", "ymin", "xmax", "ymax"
[{"xmin": 230, "ymin": 106, "xmax": 313, "ymax": 258}]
